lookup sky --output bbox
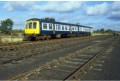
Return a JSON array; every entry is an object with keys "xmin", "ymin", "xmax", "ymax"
[{"xmin": 0, "ymin": 1, "xmax": 120, "ymax": 31}]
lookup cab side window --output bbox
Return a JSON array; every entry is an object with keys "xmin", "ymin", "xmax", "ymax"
[
  {"xmin": 29, "ymin": 23, "xmax": 32, "ymax": 29},
  {"xmin": 33, "ymin": 22, "xmax": 37, "ymax": 29}
]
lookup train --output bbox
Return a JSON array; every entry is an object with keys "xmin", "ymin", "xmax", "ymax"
[{"xmin": 24, "ymin": 18, "xmax": 93, "ymax": 41}]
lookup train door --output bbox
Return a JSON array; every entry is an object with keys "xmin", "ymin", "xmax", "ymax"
[
  {"xmin": 70, "ymin": 26, "xmax": 72, "ymax": 34},
  {"xmin": 53, "ymin": 24, "xmax": 55, "ymax": 34}
]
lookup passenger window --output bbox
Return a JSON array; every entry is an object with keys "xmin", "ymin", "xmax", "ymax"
[
  {"xmin": 29, "ymin": 23, "xmax": 32, "ymax": 29},
  {"xmin": 43, "ymin": 23, "xmax": 47, "ymax": 29},
  {"xmin": 62, "ymin": 25, "xmax": 64, "ymax": 30},
  {"xmin": 76, "ymin": 27, "xmax": 78, "ymax": 31},
  {"xmin": 49, "ymin": 24, "xmax": 52, "ymax": 29},
  {"xmin": 65, "ymin": 26, "xmax": 67, "ymax": 30},
  {"xmin": 33, "ymin": 22, "xmax": 37, "ymax": 29},
  {"xmin": 79, "ymin": 27, "xmax": 82, "ymax": 31},
  {"xmin": 58, "ymin": 25, "xmax": 61, "ymax": 30},
  {"xmin": 68, "ymin": 26, "xmax": 70, "ymax": 30},
  {"xmin": 75, "ymin": 27, "xmax": 77, "ymax": 31},
  {"xmin": 56, "ymin": 24, "xmax": 58, "ymax": 30},
  {"xmin": 72, "ymin": 27, "xmax": 74, "ymax": 30}
]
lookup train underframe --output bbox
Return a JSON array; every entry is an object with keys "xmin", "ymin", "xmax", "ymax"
[{"xmin": 24, "ymin": 33, "xmax": 91, "ymax": 41}]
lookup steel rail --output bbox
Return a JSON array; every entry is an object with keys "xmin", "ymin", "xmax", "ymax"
[
  {"xmin": 7, "ymin": 36, "xmax": 115, "ymax": 80},
  {"xmin": 0, "ymin": 36, "xmax": 109, "ymax": 65},
  {"xmin": 64, "ymin": 36, "xmax": 118, "ymax": 80},
  {"xmin": 0, "ymin": 36, "xmax": 107, "ymax": 51}
]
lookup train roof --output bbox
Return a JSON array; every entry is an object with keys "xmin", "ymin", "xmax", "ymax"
[{"xmin": 27, "ymin": 18, "xmax": 93, "ymax": 29}]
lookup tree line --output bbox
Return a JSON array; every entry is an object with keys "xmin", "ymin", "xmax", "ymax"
[
  {"xmin": 41, "ymin": 17, "xmax": 56, "ymax": 22},
  {"xmin": 94, "ymin": 28, "xmax": 116, "ymax": 33},
  {"xmin": 0, "ymin": 18, "xmax": 119, "ymax": 35}
]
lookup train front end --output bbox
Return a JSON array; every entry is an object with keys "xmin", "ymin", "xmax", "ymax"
[{"xmin": 24, "ymin": 19, "xmax": 40, "ymax": 41}]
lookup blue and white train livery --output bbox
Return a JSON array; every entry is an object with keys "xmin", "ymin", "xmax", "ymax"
[{"xmin": 24, "ymin": 18, "xmax": 93, "ymax": 40}]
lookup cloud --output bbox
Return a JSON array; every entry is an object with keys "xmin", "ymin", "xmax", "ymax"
[
  {"xmin": 55, "ymin": 14, "xmax": 87, "ymax": 24},
  {"xmin": 84, "ymin": 2, "xmax": 109, "ymax": 15},
  {"xmin": 3, "ymin": 1, "xmax": 82, "ymax": 13},
  {"xmin": 112, "ymin": 1, "xmax": 120, "ymax": 11},
  {"xmin": 32, "ymin": 1, "xmax": 82, "ymax": 13},
  {"xmin": 108, "ymin": 11, "xmax": 120, "ymax": 21},
  {"xmin": 107, "ymin": 2, "xmax": 120, "ymax": 21},
  {"xmin": 84, "ymin": 22, "xmax": 120, "ymax": 31},
  {"xmin": 3, "ymin": 1, "xmax": 34, "ymax": 11}
]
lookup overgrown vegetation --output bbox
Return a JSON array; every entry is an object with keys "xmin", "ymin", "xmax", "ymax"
[
  {"xmin": 0, "ymin": 18, "xmax": 23, "ymax": 43},
  {"xmin": 94, "ymin": 28, "xmax": 116, "ymax": 34},
  {"xmin": 0, "ymin": 18, "xmax": 24, "ymax": 38},
  {"xmin": 0, "ymin": 18, "xmax": 14, "ymax": 34}
]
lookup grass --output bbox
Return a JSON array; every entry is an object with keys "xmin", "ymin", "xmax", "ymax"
[{"xmin": 0, "ymin": 33, "xmax": 24, "ymax": 44}]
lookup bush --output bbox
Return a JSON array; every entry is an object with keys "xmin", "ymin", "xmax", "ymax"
[{"xmin": 0, "ymin": 18, "xmax": 14, "ymax": 34}]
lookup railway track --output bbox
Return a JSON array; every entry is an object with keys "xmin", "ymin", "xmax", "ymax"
[
  {"xmin": 65, "ymin": 37, "xmax": 118, "ymax": 80},
  {"xmin": 0, "ymin": 36, "xmax": 110, "ymax": 66},
  {"xmin": 7, "ymin": 35, "xmax": 118, "ymax": 80},
  {"xmin": 0, "ymin": 36, "xmax": 89, "ymax": 46},
  {"xmin": 0, "ymin": 36, "xmax": 105, "ymax": 51}
]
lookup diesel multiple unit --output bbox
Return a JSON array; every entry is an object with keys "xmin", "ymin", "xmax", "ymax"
[{"xmin": 24, "ymin": 18, "xmax": 93, "ymax": 40}]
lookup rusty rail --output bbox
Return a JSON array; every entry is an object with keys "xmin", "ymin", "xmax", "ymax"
[
  {"xmin": 64, "ymin": 36, "xmax": 118, "ymax": 80},
  {"xmin": 0, "ymin": 36, "xmax": 106, "ymax": 51},
  {"xmin": 8, "ymin": 36, "xmax": 115, "ymax": 80}
]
